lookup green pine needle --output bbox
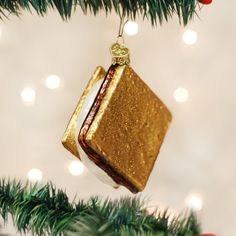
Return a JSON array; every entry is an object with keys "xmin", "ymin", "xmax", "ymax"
[
  {"xmin": 0, "ymin": 0, "xmax": 199, "ymax": 25},
  {"xmin": 0, "ymin": 179, "xmax": 201, "ymax": 235}
]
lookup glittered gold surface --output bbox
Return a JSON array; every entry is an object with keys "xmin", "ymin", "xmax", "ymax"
[
  {"xmin": 85, "ymin": 65, "xmax": 172, "ymax": 192},
  {"xmin": 61, "ymin": 66, "xmax": 106, "ymax": 159}
]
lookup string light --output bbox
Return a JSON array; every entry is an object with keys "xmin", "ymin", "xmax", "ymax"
[
  {"xmin": 21, "ymin": 87, "xmax": 36, "ymax": 105},
  {"xmin": 185, "ymin": 194, "xmax": 203, "ymax": 211},
  {"xmin": 182, "ymin": 29, "xmax": 198, "ymax": 45},
  {"xmin": 173, "ymin": 87, "xmax": 189, "ymax": 103},
  {"xmin": 27, "ymin": 168, "xmax": 43, "ymax": 182},
  {"xmin": 45, "ymin": 75, "xmax": 61, "ymax": 89},
  {"xmin": 68, "ymin": 161, "xmax": 84, "ymax": 176},
  {"xmin": 124, "ymin": 21, "xmax": 139, "ymax": 36}
]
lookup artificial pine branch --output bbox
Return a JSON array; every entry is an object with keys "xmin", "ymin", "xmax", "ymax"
[
  {"xmin": 0, "ymin": 0, "xmax": 198, "ymax": 25},
  {"xmin": 0, "ymin": 179, "xmax": 201, "ymax": 235}
]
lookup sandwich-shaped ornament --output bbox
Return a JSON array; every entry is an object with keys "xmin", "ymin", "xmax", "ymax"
[{"xmin": 62, "ymin": 43, "xmax": 172, "ymax": 193}]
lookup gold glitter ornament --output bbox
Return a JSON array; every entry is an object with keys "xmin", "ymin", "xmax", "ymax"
[{"xmin": 62, "ymin": 21, "xmax": 172, "ymax": 192}]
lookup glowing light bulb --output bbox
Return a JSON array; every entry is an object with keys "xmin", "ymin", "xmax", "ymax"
[
  {"xmin": 27, "ymin": 168, "xmax": 43, "ymax": 182},
  {"xmin": 45, "ymin": 75, "xmax": 61, "ymax": 89},
  {"xmin": 69, "ymin": 161, "xmax": 84, "ymax": 176},
  {"xmin": 185, "ymin": 194, "xmax": 203, "ymax": 211},
  {"xmin": 124, "ymin": 21, "xmax": 138, "ymax": 36},
  {"xmin": 21, "ymin": 87, "xmax": 36, "ymax": 105},
  {"xmin": 173, "ymin": 87, "xmax": 189, "ymax": 103},
  {"xmin": 182, "ymin": 30, "xmax": 197, "ymax": 45}
]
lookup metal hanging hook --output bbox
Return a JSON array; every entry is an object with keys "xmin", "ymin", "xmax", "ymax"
[
  {"xmin": 116, "ymin": 14, "xmax": 128, "ymax": 45},
  {"xmin": 110, "ymin": 13, "xmax": 131, "ymax": 66}
]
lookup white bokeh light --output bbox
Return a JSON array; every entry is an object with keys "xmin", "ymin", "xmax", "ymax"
[
  {"xmin": 185, "ymin": 194, "xmax": 203, "ymax": 211},
  {"xmin": 68, "ymin": 161, "xmax": 84, "ymax": 176},
  {"xmin": 27, "ymin": 168, "xmax": 43, "ymax": 183},
  {"xmin": 173, "ymin": 87, "xmax": 189, "ymax": 103},
  {"xmin": 182, "ymin": 29, "xmax": 197, "ymax": 45},
  {"xmin": 45, "ymin": 75, "xmax": 61, "ymax": 89},
  {"xmin": 21, "ymin": 87, "xmax": 36, "ymax": 105},
  {"xmin": 124, "ymin": 21, "xmax": 139, "ymax": 36}
]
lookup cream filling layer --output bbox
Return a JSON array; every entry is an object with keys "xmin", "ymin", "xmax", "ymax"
[{"xmin": 75, "ymin": 79, "xmax": 119, "ymax": 188}]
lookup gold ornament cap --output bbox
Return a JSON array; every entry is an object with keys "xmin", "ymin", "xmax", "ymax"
[{"xmin": 110, "ymin": 43, "xmax": 130, "ymax": 66}]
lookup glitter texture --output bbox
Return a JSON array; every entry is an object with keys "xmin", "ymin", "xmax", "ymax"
[
  {"xmin": 85, "ymin": 65, "xmax": 172, "ymax": 192},
  {"xmin": 62, "ymin": 65, "xmax": 172, "ymax": 193}
]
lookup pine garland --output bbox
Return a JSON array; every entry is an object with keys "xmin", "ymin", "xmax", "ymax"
[
  {"xmin": 0, "ymin": 179, "xmax": 201, "ymax": 235},
  {"xmin": 0, "ymin": 0, "xmax": 198, "ymax": 25}
]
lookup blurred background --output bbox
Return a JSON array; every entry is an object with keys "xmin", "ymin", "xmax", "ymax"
[{"xmin": 0, "ymin": 1, "xmax": 235, "ymax": 235}]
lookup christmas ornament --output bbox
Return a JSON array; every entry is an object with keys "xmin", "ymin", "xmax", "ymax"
[
  {"xmin": 198, "ymin": 0, "xmax": 212, "ymax": 5},
  {"xmin": 62, "ymin": 21, "xmax": 172, "ymax": 193}
]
